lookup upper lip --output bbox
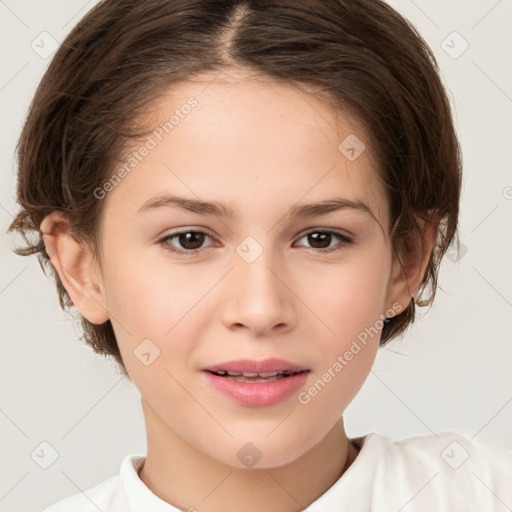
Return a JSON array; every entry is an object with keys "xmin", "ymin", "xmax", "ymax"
[{"xmin": 202, "ymin": 358, "xmax": 309, "ymax": 374}]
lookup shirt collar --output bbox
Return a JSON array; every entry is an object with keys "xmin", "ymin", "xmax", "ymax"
[{"xmin": 120, "ymin": 453, "xmax": 181, "ymax": 511}]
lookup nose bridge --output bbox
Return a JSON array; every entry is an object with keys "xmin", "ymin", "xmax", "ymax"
[
  {"xmin": 225, "ymin": 234, "xmax": 295, "ymax": 332},
  {"xmin": 235, "ymin": 234, "xmax": 284, "ymax": 301}
]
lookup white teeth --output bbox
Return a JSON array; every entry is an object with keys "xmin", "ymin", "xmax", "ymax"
[
  {"xmin": 259, "ymin": 371, "xmax": 279, "ymax": 377},
  {"xmin": 213, "ymin": 370, "xmax": 298, "ymax": 378}
]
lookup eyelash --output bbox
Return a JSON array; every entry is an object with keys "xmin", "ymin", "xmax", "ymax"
[{"xmin": 158, "ymin": 229, "xmax": 353, "ymax": 256}]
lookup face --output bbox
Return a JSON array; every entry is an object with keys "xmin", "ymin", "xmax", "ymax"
[{"xmin": 95, "ymin": 69, "xmax": 403, "ymax": 469}]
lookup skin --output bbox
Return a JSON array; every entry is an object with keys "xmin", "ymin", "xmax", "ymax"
[{"xmin": 41, "ymin": 68, "xmax": 436, "ymax": 512}]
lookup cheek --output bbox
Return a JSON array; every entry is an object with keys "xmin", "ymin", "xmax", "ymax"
[
  {"xmin": 102, "ymin": 242, "xmax": 208, "ymax": 334},
  {"xmin": 305, "ymin": 254, "xmax": 391, "ymax": 340},
  {"xmin": 100, "ymin": 248, "xmax": 212, "ymax": 376},
  {"xmin": 297, "ymin": 288, "xmax": 383, "ymax": 428},
  {"xmin": 299, "ymin": 255, "xmax": 389, "ymax": 398}
]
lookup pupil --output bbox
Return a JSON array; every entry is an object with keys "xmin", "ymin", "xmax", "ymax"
[
  {"xmin": 309, "ymin": 232, "xmax": 330, "ymax": 249},
  {"xmin": 180, "ymin": 232, "xmax": 204, "ymax": 250}
]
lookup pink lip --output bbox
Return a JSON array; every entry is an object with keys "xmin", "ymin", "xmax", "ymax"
[{"xmin": 202, "ymin": 358, "xmax": 310, "ymax": 407}]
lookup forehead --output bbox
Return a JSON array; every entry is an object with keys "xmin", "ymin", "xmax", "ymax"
[{"xmin": 103, "ymin": 69, "xmax": 389, "ymax": 229}]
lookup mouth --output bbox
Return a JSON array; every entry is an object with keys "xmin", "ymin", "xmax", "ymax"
[
  {"xmin": 204, "ymin": 369, "xmax": 308, "ymax": 383},
  {"xmin": 201, "ymin": 358, "xmax": 310, "ymax": 407},
  {"xmin": 202, "ymin": 357, "xmax": 310, "ymax": 379}
]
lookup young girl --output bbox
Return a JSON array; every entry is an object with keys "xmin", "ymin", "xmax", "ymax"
[{"xmin": 8, "ymin": 0, "xmax": 511, "ymax": 510}]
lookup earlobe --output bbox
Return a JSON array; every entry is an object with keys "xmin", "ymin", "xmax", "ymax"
[
  {"xmin": 385, "ymin": 219, "xmax": 439, "ymax": 314},
  {"xmin": 40, "ymin": 211, "xmax": 109, "ymax": 325}
]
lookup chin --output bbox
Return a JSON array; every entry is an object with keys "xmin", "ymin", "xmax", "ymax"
[{"xmin": 210, "ymin": 434, "xmax": 314, "ymax": 471}]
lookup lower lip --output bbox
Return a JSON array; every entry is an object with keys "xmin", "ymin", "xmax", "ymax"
[{"xmin": 203, "ymin": 371, "xmax": 309, "ymax": 407}]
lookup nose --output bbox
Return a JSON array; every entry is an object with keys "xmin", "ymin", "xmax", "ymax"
[{"xmin": 221, "ymin": 245, "xmax": 297, "ymax": 336}]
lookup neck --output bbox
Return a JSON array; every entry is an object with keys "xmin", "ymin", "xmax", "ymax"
[{"xmin": 138, "ymin": 400, "xmax": 358, "ymax": 512}]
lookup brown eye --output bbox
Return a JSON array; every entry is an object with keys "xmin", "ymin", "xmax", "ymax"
[
  {"xmin": 308, "ymin": 232, "xmax": 333, "ymax": 249},
  {"xmin": 159, "ymin": 230, "xmax": 214, "ymax": 255},
  {"xmin": 295, "ymin": 230, "xmax": 353, "ymax": 253},
  {"xmin": 175, "ymin": 231, "xmax": 205, "ymax": 250}
]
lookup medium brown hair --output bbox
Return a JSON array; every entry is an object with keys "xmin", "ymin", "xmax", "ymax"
[{"xmin": 8, "ymin": 0, "xmax": 462, "ymax": 378}]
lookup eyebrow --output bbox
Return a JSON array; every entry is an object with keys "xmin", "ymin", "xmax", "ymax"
[{"xmin": 136, "ymin": 193, "xmax": 377, "ymax": 222}]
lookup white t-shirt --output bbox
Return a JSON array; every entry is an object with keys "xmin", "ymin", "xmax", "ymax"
[{"xmin": 41, "ymin": 430, "xmax": 512, "ymax": 511}]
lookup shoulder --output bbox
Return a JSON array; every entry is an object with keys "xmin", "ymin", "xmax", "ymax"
[
  {"xmin": 41, "ymin": 475, "xmax": 123, "ymax": 512},
  {"xmin": 40, "ymin": 455, "xmax": 144, "ymax": 512},
  {"xmin": 363, "ymin": 430, "xmax": 512, "ymax": 510},
  {"xmin": 378, "ymin": 429, "xmax": 511, "ymax": 472}
]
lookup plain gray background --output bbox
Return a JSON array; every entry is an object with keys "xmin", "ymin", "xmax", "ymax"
[{"xmin": 1, "ymin": 1, "xmax": 511, "ymax": 510}]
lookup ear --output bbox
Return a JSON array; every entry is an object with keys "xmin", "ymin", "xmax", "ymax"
[
  {"xmin": 40, "ymin": 211, "xmax": 109, "ymax": 325},
  {"xmin": 384, "ymin": 217, "xmax": 438, "ymax": 315}
]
